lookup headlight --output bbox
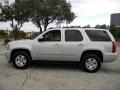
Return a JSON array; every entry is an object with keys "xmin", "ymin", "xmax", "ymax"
[{"xmin": 6, "ymin": 44, "xmax": 10, "ymax": 50}]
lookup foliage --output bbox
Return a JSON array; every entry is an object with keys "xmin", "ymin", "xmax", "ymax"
[
  {"xmin": 18, "ymin": 30, "xmax": 26, "ymax": 38},
  {"xmin": 26, "ymin": 0, "xmax": 75, "ymax": 33},
  {"xmin": 31, "ymin": 32, "xmax": 40, "ymax": 39},
  {"xmin": 0, "ymin": 30, "xmax": 8, "ymax": 36},
  {"xmin": 0, "ymin": 0, "xmax": 75, "ymax": 36},
  {"xmin": 1, "ymin": 0, "xmax": 29, "ymax": 40},
  {"xmin": 10, "ymin": 30, "xmax": 26, "ymax": 39},
  {"xmin": 83, "ymin": 24, "xmax": 91, "ymax": 28},
  {"xmin": 0, "ymin": 30, "xmax": 9, "ymax": 38},
  {"xmin": 4, "ymin": 38, "xmax": 11, "ymax": 44},
  {"xmin": 95, "ymin": 24, "xmax": 109, "ymax": 29}
]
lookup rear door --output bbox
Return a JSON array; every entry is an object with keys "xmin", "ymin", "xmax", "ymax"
[{"xmin": 62, "ymin": 29, "xmax": 85, "ymax": 61}]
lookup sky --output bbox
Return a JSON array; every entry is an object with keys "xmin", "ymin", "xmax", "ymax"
[{"xmin": 0, "ymin": 0, "xmax": 120, "ymax": 32}]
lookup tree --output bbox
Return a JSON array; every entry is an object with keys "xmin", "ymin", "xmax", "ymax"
[
  {"xmin": 1, "ymin": 0, "xmax": 29, "ymax": 40},
  {"xmin": 27, "ymin": 0, "xmax": 75, "ymax": 33},
  {"xmin": 100, "ymin": 24, "xmax": 109, "ymax": 29},
  {"xmin": 0, "ymin": 0, "xmax": 75, "ymax": 38},
  {"xmin": 10, "ymin": 30, "xmax": 26, "ymax": 39},
  {"xmin": 95, "ymin": 24, "xmax": 109, "ymax": 29},
  {"xmin": 82, "ymin": 24, "xmax": 91, "ymax": 28},
  {"xmin": 19, "ymin": 31, "xmax": 26, "ymax": 38},
  {"xmin": 0, "ymin": 30, "xmax": 8, "ymax": 38},
  {"xmin": 86, "ymin": 24, "xmax": 91, "ymax": 28}
]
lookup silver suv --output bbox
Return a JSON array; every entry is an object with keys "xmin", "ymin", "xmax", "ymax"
[{"xmin": 5, "ymin": 28, "xmax": 117, "ymax": 72}]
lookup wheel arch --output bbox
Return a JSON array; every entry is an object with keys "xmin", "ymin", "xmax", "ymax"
[
  {"xmin": 80, "ymin": 50, "xmax": 103, "ymax": 62},
  {"xmin": 10, "ymin": 48, "xmax": 32, "ymax": 63}
]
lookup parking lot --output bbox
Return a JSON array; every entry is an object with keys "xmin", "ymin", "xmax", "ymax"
[{"xmin": 0, "ymin": 45, "xmax": 120, "ymax": 90}]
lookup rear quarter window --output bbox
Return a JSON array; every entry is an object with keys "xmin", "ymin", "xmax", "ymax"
[{"xmin": 85, "ymin": 30, "xmax": 111, "ymax": 41}]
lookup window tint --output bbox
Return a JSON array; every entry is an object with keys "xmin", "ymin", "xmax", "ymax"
[
  {"xmin": 86, "ymin": 30, "xmax": 111, "ymax": 41},
  {"xmin": 43, "ymin": 30, "xmax": 61, "ymax": 41},
  {"xmin": 65, "ymin": 30, "xmax": 83, "ymax": 41}
]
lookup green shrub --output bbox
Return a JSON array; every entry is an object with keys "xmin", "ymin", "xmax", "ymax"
[{"xmin": 4, "ymin": 38, "xmax": 11, "ymax": 44}]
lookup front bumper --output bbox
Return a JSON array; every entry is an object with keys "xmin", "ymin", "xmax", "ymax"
[
  {"xmin": 5, "ymin": 50, "xmax": 11, "ymax": 63},
  {"xmin": 103, "ymin": 53, "xmax": 117, "ymax": 63}
]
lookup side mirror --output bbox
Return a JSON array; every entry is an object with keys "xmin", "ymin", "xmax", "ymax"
[{"xmin": 38, "ymin": 36, "xmax": 44, "ymax": 42}]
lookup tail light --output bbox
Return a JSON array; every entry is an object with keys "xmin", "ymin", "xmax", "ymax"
[{"xmin": 112, "ymin": 42, "xmax": 116, "ymax": 53}]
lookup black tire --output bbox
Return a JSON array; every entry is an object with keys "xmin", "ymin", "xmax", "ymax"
[
  {"xmin": 81, "ymin": 54, "xmax": 101, "ymax": 73},
  {"xmin": 12, "ymin": 51, "xmax": 31, "ymax": 69}
]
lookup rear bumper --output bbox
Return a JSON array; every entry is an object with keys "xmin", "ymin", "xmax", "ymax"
[
  {"xmin": 103, "ymin": 53, "xmax": 117, "ymax": 63},
  {"xmin": 5, "ymin": 50, "xmax": 11, "ymax": 63}
]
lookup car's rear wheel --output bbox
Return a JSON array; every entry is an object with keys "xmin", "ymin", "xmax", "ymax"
[
  {"xmin": 81, "ymin": 54, "xmax": 101, "ymax": 73},
  {"xmin": 12, "ymin": 51, "xmax": 31, "ymax": 69}
]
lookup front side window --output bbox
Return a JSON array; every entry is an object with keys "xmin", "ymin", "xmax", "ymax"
[
  {"xmin": 65, "ymin": 30, "xmax": 83, "ymax": 41},
  {"xmin": 43, "ymin": 30, "xmax": 61, "ymax": 41},
  {"xmin": 86, "ymin": 30, "xmax": 111, "ymax": 41}
]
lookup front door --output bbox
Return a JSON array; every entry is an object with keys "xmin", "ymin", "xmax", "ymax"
[{"xmin": 34, "ymin": 30, "xmax": 62, "ymax": 60}]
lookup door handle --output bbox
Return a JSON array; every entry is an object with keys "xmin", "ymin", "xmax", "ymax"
[
  {"xmin": 54, "ymin": 44, "xmax": 61, "ymax": 46},
  {"xmin": 77, "ymin": 44, "xmax": 85, "ymax": 46}
]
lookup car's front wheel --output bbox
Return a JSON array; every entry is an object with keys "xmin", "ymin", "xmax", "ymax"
[
  {"xmin": 12, "ymin": 51, "xmax": 31, "ymax": 69},
  {"xmin": 81, "ymin": 54, "xmax": 101, "ymax": 73}
]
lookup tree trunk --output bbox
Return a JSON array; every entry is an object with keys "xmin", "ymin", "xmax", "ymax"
[
  {"xmin": 44, "ymin": 23, "xmax": 48, "ymax": 31},
  {"xmin": 36, "ymin": 19, "xmax": 42, "ymax": 34},
  {"xmin": 11, "ymin": 20, "xmax": 18, "ymax": 40},
  {"xmin": 14, "ymin": 34, "xmax": 17, "ymax": 40},
  {"xmin": 44, "ymin": 17, "xmax": 49, "ymax": 31},
  {"xmin": 39, "ymin": 26, "xmax": 42, "ymax": 34},
  {"xmin": 44, "ymin": 25, "xmax": 47, "ymax": 31},
  {"xmin": 13, "ymin": 29, "xmax": 19, "ymax": 40}
]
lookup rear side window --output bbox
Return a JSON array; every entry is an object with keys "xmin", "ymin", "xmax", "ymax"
[
  {"xmin": 86, "ymin": 30, "xmax": 111, "ymax": 41},
  {"xmin": 65, "ymin": 30, "xmax": 83, "ymax": 41}
]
